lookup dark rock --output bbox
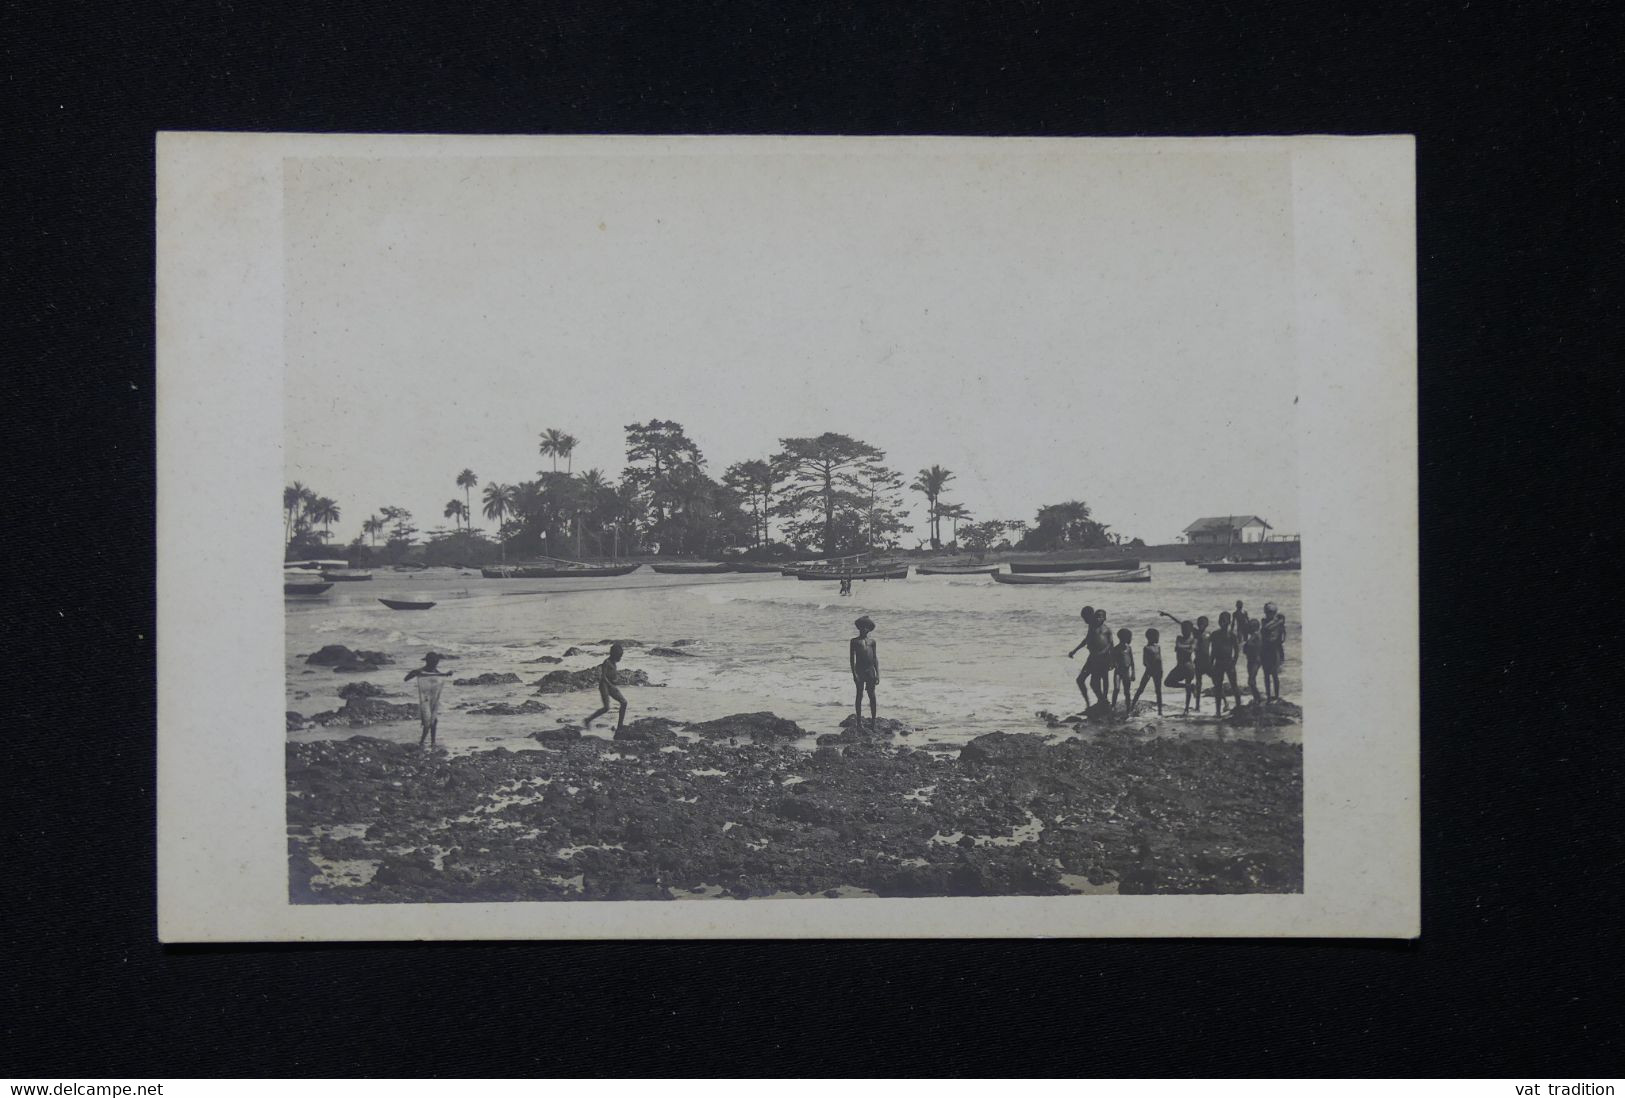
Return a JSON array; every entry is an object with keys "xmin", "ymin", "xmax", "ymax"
[
  {"xmin": 686, "ymin": 712, "xmax": 807, "ymax": 741},
  {"xmin": 285, "ymin": 711, "xmax": 305, "ymax": 731},
  {"xmin": 561, "ymin": 646, "xmax": 592, "ymax": 657},
  {"xmin": 337, "ymin": 682, "xmax": 390, "ymax": 701},
  {"xmin": 614, "ymin": 718, "xmax": 684, "ymax": 744},
  {"xmin": 669, "ymin": 639, "xmax": 697, "ymax": 647},
  {"xmin": 647, "ymin": 646, "xmax": 697, "ymax": 657},
  {"xmin": 835, "ymin": 714, "xmax": 914, "ymax": 740},
  {"xmin": 534, "ymin": 667, "xmax": 655, "ymax": 693},
  {"xmin": 958, "ymin": 731, "xmax": 1050, "ymax": 766},
  {"xmin": 529, "ymin": 726, "xmax": 582, "ymax": 743},
  {"xmin": 596, "ymin": 639, "xmax": 643, "ymax": 647},
  {"xmin": 305, "ymin": 644, "xmax": 394, "ymax": 669},
  {"xmin": 310, "ymin": 697, "xmax": 420, "ymax": 727},
  {"xmin": 468, "ymin": 699, "xmax": 551, "ymax": 717},
  {"xmin": 523, "ymin": 655, "xmax": 563, "ymax": 664},
  {"xmin": 453, "ymin": 672, "xmax": 522, "ymax": 687}
]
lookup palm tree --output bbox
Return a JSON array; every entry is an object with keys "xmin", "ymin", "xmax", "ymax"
[
  {"xmin": 308, "ymin": 496, "xmax": 340, "ymax": 541},
  {"xmin": 606, "ymin": 481, "xmax": 645, "ymax": 558},
  {"xmin": 444, "ymin": 499, "xmax": 466, "ymax": 531},
  {"xmin": 362, "ymin": 515, "xmax": 384, "ymax": 547},
  {"xmin": 558, "ymin": 433, "xmax": 579, "ymax": 473},
  {"xmin": 482, "ymin": 482, "xmax": 516, "ymax": 561},
  {"xmin": 456, "ymin": 469, "xmax": 478, "ymax": 529},
  {"xmin": 909, "ymin": 465, "xmax": 955, "ymax": 548},
  {"xmin": 283, "ymin": 484, "xmax": 305, "ymax": 546},
  {"xmin": 539, "ymin": 428, "xmax": 568, "ymax": 472}
]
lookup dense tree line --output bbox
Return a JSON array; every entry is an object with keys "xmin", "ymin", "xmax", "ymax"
[{"xmin": 288, "ymin": 421, "xmax": 1122, "ymax": 563}]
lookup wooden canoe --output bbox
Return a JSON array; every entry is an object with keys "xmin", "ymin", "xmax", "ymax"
[
  {"xmin": 916, "ymin": 565, "xmax": 1000, "ymax": 575},
  {"xmin": 650, "ymin": 562, "xmax": 734, "ymax": 574},
  {"xmin": 284, "ymin": 581, "xmax": 333, "ymax": 596},
  {"xmin": 1007, "ymin": 558, "xmax": 1139, "ymax": 573},
  {"xmin": 320, "ymin": 570, "xmax": 373, "ymax": 581},
  {"xmin": 793, "ymin": 567, "xmax": 910, "ymax": 581},
  {"xmin": 993, "ymin": 567, "xmax": 1150, "ymax": 584},
  {"xmin": 378, "ymin": 598, "xmax": 436, "ymax": 610}
]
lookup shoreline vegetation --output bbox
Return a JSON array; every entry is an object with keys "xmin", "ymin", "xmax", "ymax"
[
  {"xmin": 287, "ymin": 639, "xmax": 1303, "ymax": 903},
  {"xmin": 285, "ymin": 420, "xmax": 1301, "ymax": 569}
]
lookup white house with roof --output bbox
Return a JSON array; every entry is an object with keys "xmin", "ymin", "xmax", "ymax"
[{"xmin": 1182, "ymin": 515, "xmax": 1273, "ymax": 546}]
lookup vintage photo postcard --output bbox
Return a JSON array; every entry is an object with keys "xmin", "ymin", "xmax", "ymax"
[{"xmin": 157, "ymin": 133, "xmax": 1417, "ymax": 940}]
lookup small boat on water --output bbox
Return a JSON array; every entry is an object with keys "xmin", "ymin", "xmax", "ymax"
[
  {"xmin": 916, "ymin": 565, "xmax": 1000, "ymax": 576},
  {"xmin": 994, "ymin": 567, "xmax": 1151, "ymax": 585},
  {"xmin": 320, "ymin": 569, "xmax": 373, "ymax": 581},
  {"xmin": 286, "ymin": 558, "xmax": 348, "ymax": 572},
  {"xmin": 284, "ymin": 580, "xmax": 334, "ymax": 596},
  {"xmin": 794, "ymin": 567, "xmax": 910, "ymax": 581},
  {"xmin": 650, "ymin": 562, "xmax": 734, "ymax": 575},
  {"xmin": 378, "ymin": 598, "xmax": 436, "ymax": 610},
  {"xmin": 1202, "ymin": 560, "xmax": 1301, "ymax": 573},
  {"xmin": 1008, "ymin": 558, "xmax": 1139, "ymax": 573}
]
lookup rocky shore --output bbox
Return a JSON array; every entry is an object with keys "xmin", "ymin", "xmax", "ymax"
[{"xmin": 287, "ymin": 716, "xmax": 1302, "ymax": 903}]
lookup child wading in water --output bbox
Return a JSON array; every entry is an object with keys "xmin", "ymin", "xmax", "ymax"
[
  {"xmin": 404, "ymin": 652, "xmax": 452, "ymax": 749},
  {"xmin": 584, "ymin": 642, "xmax": 629, "ymax": 733},
  {"xmin": 1109, "ymin": 627, "xmax": 1136, "ymax": 714},
  {"xmin": 849, "ymin": 616, "xmax": 880, "ymax": 732},
  {"xmin": 1131, "ymin": 627, "xmax": 1164, "ymax": 715},
  {"xmin": 1067, "ymin": 605, "xmax": 1104, "ymax": 708},
  {"xmin": 1259, "ymin": 602, "xmax": 1287, "ymax": 701}
]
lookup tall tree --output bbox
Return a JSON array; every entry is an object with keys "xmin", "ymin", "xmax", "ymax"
[
  {"xmin": 558, "ymin": 433, "xmax": 579, "ymax": 474},
  {"xmin": 1019, "ymin": 500, "xmax": 1110, "ymax": 550},
  {"xmin": 938, "ymin": 501, "xmax": 972, "ymax": 545},
  {"xmin": 456, "ymin": 468, "xmax": 478, "ymax": 528},
  {"xmin": 576, "ymin": 469, "xmax": 610, "ymax": 555},
  {"xmin": 910, "ymin": 465, "xmax": 956, "ymax": 549},
  {"xmin": 723, "ymin": 459, "xmax": 782, "ymax": 549},
  {"xmin": 773, "ymin": 433, "xmax": 893, "ymax": 556},
  {"xmin": 539, "ymin": 428, "xmax": 568, "ymax": 472},
  {"xmin": 309, "ymin": 496, "xmax": 341, "ymax": 541},
  {"xmin": 482, "ymin": 482, "xmax": 515, "ymax": 561},
  {"xmin": 444, "ymin": 499, "xmax": 466, "ymax": 531},
  {"xmin": 858, "ymin": 465, "xmax": 910, "ymax": 551},
  {"xmin": 624, "ymin": 420, "xmax": 704, "ymax": 550},
  {"xmin": 362, "ymin": 514, "xmax": 384, "ymax": 547},
  {"xmin": 604, "ymin": 481, "xmax": 646, "ymax": 558}
]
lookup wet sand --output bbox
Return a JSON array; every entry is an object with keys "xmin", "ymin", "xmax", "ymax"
[{"xmin": 287, "ymin": 710, "xmax": 1303, "ymax": 903}]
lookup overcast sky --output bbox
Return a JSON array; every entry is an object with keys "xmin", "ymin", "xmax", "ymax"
[{"xmin": 284, "ymin": 141, "xmax": 1299, "ymax": 547}]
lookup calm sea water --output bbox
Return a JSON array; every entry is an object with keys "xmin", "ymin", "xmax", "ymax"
[{"xmin": 286, "ymin": 564, "xmax": 1302, "ymax": 753}]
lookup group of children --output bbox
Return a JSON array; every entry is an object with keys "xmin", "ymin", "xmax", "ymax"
[
  {"xmin": 1070, "ymin": 599, "xmax": 1290, "ymax": 717},
  {"xmin": 399, "ymin": 601, "xmax": 1288, "ymax": 751}
]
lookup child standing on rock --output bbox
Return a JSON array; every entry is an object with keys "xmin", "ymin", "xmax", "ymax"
[
  {"xmin": 404, "ymin": 652, "xmax": 452, "ymax": 750},
  {"xmin": 584, "ymin": 642, "xmax": 629, "ymax": 733},
  {"xmin": 849, "ymin": 616, "xmax": 880, "ymax": 734}
]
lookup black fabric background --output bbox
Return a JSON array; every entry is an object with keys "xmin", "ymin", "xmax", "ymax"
[{"xmin": 8, "ymin": 0, "xmax": 1622, "ymax": 1078}]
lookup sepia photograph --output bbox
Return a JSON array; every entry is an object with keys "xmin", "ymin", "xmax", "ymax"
[{"xmin": 158, "ymin": 134, "xmax": 1417, "ymax": 939}]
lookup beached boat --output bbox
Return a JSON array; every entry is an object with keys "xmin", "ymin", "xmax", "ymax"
[
  {"xmin": 286, "ymin": 559, "xmax": 347, "ymax": 571},
  {"xmin": 1202, "ymin": 560, "xmax": 1301, "ymax": 573},
  {"xmin": 650, "ymin": 562, "xmax": 735, "ymax": 574},
  {"xmin": 993, "ymin": 567, "xmax": 1150, "ymax": 585},
  {"xmin": 727, "ymin": 561, "xmax": 786, "ymax": 573},
  {"xmin": 283, "ymin": 580, "xmax": 334, "ymax": 596},
  {"xmin": 1008, "ymin": 558, "xmax": 1139, "ymax": 573},
  {"xmin": 320, "ymin": 569, "xmax": 373, "ymax": 581},
  {"xmin": 481, "ymin": 566, "xmax": 512, "ymax": 578},
  {"xmin": 391, "ymin": 563, "xmax": 428, "ymax": 572},
  {"xmin": 916, "ymin": 565, "xmax": 1000, "ymax": 576},
  {"xmin": 378, "ymin": 598, "xmax": 436, "ymax": 610},
  {"xmin": 793, "ymin": 567, "xmax": 910, "ymax": 581}
]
